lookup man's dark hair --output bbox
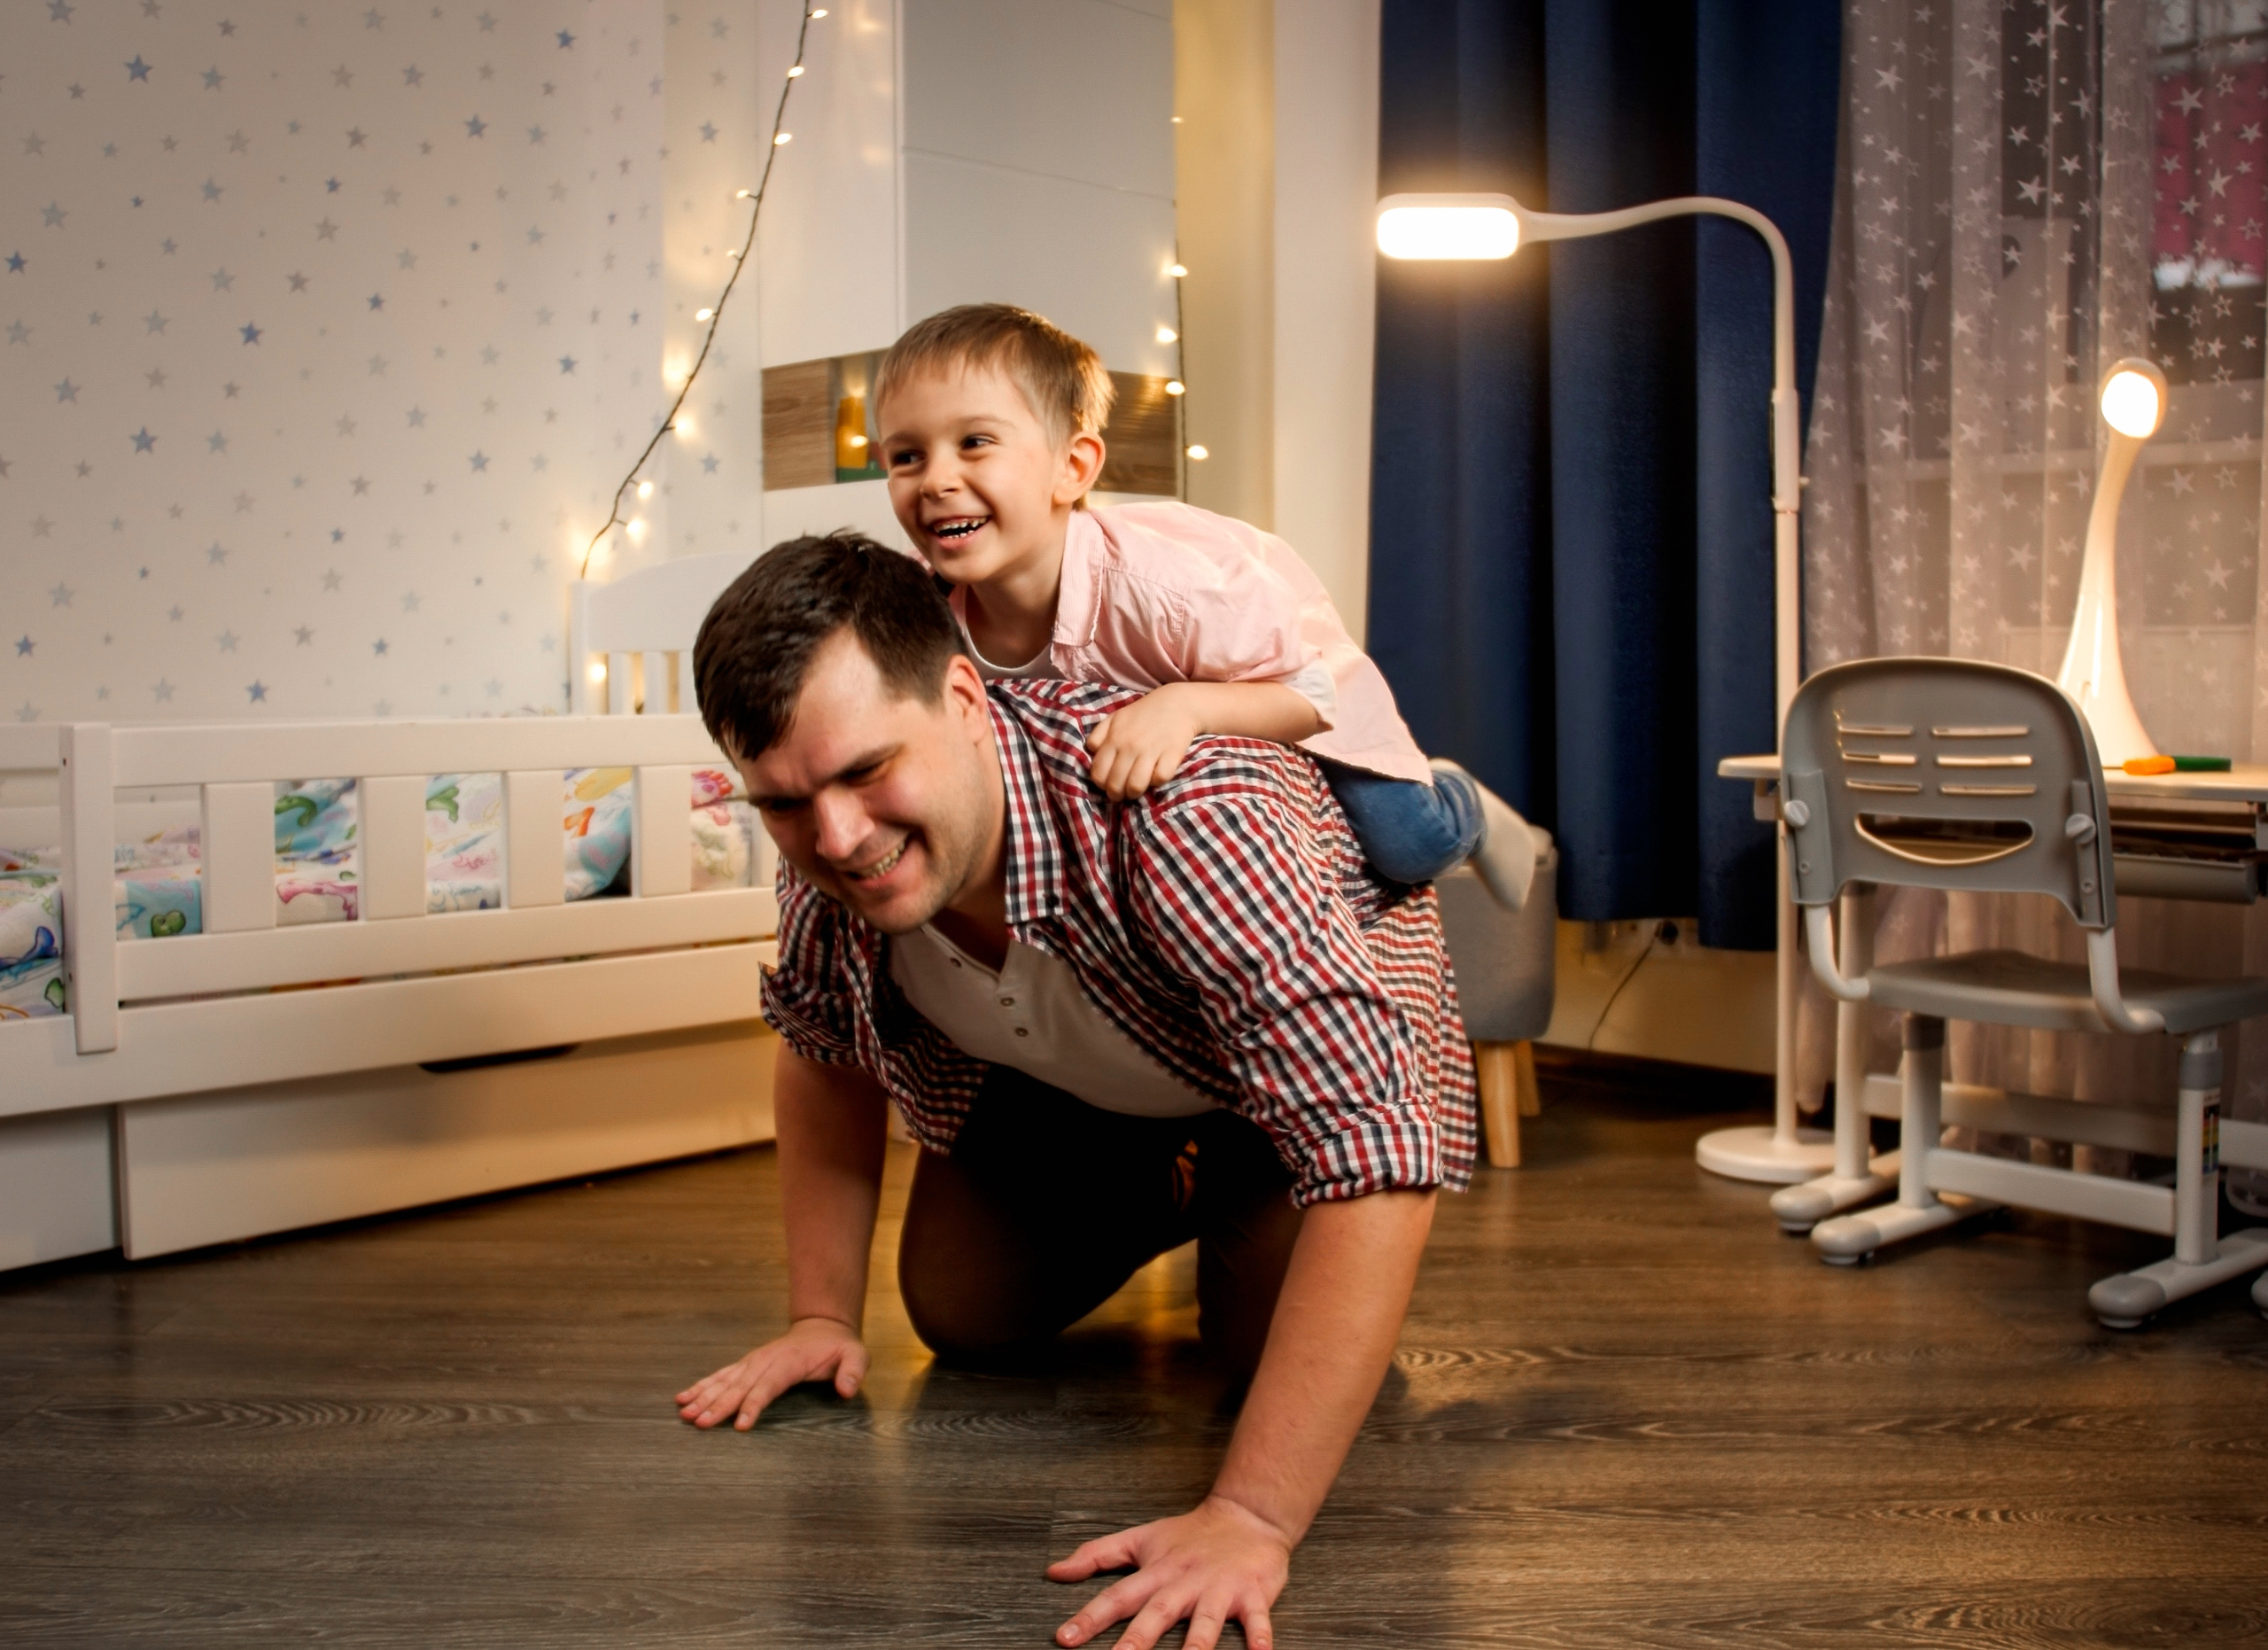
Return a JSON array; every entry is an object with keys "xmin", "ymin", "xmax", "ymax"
[{"xmin": 693, "ymin": 531, "xmax": 966, "ymax": 761}]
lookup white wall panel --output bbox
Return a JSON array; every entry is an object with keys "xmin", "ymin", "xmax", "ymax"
[
  {"xmin": 904, "ymin": 153, "xmax": 1177, "ymax": 373},
  {"xmin": 1272, "ymin": 0, "xmax": 1380, "ymax": 638},
  {"xmin": 756, "ymin": 0, "xmax": 903, "ymax": 370},
  {"xmin": 763, "ymin": 479, "xmax": 914, "ymax": 552},
  {"xmin": 904, "ymin": 0, "xmax": 1174, "ymax": 198}
]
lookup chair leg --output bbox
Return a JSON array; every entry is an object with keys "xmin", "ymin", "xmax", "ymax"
[
  {"xmin": 1513, "ymin": 1039, "xmax": 1542, "ymax": 1118},
  {"xmin": 1475, "ymin": 1042, "xmax": 1521, "ymax": 1169},
  {"xmin": 1814, "ymin": 1013, "xmax": 1991, "ymax": 1265},
  {"xmin": 2090, "ymin": 1029, "xmax": 2268, "ymax": 1328}
]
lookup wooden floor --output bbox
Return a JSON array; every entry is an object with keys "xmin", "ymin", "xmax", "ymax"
[{"xmin": 4, "ymin": 1052, "xmax": 2267, "ymax": 1646}]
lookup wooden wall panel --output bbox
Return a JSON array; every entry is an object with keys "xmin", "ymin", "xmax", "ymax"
[
  {"xmin": 1100, "ymin": 370, "xmax": 1180, "ymax": 498},
  {"xmin": 761, "ymin": 359, "xmax": 835, "ymax": 491}
]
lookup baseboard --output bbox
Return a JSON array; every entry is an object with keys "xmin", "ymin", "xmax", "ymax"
[
  {"xmin": 1538, "ymin": 918, "xmax": 1775, "ymax": 1075},
  {"xmin": 112, "ymin": 1020, "xmax": 778, "ymax": 1261}
]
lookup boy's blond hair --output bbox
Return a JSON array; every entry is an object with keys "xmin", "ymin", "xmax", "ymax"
[{"xmin": 875, "ymin": 304, "xmax": 1116, "ymax": 448}]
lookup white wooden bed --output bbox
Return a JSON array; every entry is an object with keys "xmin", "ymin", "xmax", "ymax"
[{"xmin": 1, "ymin": 554, "xmax": 778, "ymax": 1269}]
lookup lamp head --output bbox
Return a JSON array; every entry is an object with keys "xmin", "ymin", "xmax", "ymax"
[
  {"xmin": 1376, "ymin": 192, "xmax": 1525, "ymax": 261},
  {"xmin": 2098, "ymin": 358, "xmax": 2167, "ymax": 440}
]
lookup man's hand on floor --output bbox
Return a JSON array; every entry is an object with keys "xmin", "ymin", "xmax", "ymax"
[
  {"xmin": 1046, "ymin": 1493, "xmax": 1292, "ymax": 1650},
  {"xmin": 674, "ymin": 1316, "xmax": 867, "ymax": 1430}
]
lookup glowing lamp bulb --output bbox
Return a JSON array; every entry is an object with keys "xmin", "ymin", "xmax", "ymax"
[
  {"xmin": 1165, "ymin": 379, "xmax": 1185, "ymax": 396},
  {"xmin": 809, "ymin": 6, "xmax": 826, "ymax": 15},
  {"xmin": 587, "ymin": 660, "xmax": 609, "ymax": 683},
  {"xmin": 1185, "ymin": 444, "xmax": 1209, "ymax": 461},
  {"xmin": 736, "ymin": 188, "xmax": 755, "ymax": 198},
  {"xmin": 1155, "ymin": 325, "xmax": 1177, "ymax": 344},
  {"xmin": 636, "ymin": 480, "xmax": 654, "ymax": 500},
  {"xmin": 626, "ymin": 517, "xmax": 648, "ymax": 541},
  {"xmin": 695, "ymin": 307, "xmax": 715, "ymax": 322},
  {"xmin": 726, "ymin": 249, "xmax": 741, "ymax": 259},
  {"xmin": 787, "ymin": 65, "xmax": 804, "ymax": 78},
  {"xmin": 1168, "ymin": 262, "xmax": 1187, "ymax": 278},
  {"xmin": 2100, "ymin": 369, "xmax": 2163, "ymax": 439},
  {"xmin": 1376, "ymin": 202, "xmax": 1521, "ymax": 261},
  {"xmin": 774, "ymin": 132, "xmax": 793, "ymax": 146}
]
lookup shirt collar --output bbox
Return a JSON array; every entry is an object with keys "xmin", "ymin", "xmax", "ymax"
[
  {"xmin": 988, "ymin": 697, "xmax": 1065, "ymax": 933},
  {"xmin": 1052, "ymin": 510, "xmax": 1104, "ymax": 649}
]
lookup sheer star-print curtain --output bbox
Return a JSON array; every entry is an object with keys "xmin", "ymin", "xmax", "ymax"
[{"xmin": 1801, "ymin": 0, "xmax": 2268, "ymax": 1203}]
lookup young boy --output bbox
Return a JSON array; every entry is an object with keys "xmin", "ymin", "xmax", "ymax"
[{"xmin": 871, "ymin": 303, "xmax": 1539, "ymax": 907}]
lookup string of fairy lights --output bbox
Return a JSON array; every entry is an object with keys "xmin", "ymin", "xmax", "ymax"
[
  {"xmin": 579, "ymin": 9, "xmax": 1200, "ymax": 577},
  {"xmin": 577, "ymin": 4, "xmax": 827, "ymax": 580}
]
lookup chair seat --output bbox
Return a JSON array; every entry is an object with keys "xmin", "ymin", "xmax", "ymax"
[{"xmin": 1867, "ymin": 949, "xmax": 2268, "ymax": 1035}]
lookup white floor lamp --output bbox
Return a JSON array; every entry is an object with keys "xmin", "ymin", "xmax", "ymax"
[
  {"xmin": 1378, "ymin": 191, "xmax": 1832, "ymax": 1182},
  {"xmin": 2055, "ymin": 358, "xmax": 2165, "ymax": 766}
]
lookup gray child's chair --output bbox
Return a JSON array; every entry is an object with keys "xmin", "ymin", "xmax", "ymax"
[{"xmin": 1784, "ymin": 657, "xmax": 2268, "ymax": 1327}]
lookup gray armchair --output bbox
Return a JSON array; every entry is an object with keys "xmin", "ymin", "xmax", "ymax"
[{"xmin": 1436, "ymin": 839, "xmax": 1558, "ymax": 1167}]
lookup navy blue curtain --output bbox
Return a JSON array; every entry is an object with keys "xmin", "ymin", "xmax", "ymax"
[{"xmin": 1369, "ymin": 0, "xmax": 1839, "ymax": 949}]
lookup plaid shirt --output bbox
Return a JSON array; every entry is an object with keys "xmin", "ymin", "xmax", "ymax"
[{"xmin": 760, "ymin": 682, "xmax": 1478, "ymax": 1206}]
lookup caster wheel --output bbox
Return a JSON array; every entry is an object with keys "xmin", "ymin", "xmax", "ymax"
[
  {"xmin": 1778, "ymin": 1223, "xmax": 1814, "ymax": 1239},
  {"xmin": 1821, "ymin": 1252, "xmax": 1863, "ymax": 1268}
]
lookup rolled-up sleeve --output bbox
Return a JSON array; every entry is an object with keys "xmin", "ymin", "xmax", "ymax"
[
  {"xmin": 758, "ymin": 878, "xmax": 862, "ymax": 1066},
  {"xmin": 1121, "ymin": 789, "xmax": 1443, "ymax": 1205}
]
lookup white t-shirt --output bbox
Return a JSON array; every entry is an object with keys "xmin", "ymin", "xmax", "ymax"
[
  {"xmin": 959, "ymin": 621, "xmax": 1064, "ymax": 682},
  {"xmin": 889, "ymin": 923, "xmax": 1215, "ymax": 1118}
]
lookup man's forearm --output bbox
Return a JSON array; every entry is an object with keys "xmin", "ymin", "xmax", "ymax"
[
  {"xmin": 774, "ymin": 1045, "xmax": 891, "ymax": 1327},
  {"xmin": 1208, "ymin": 1187, "xmax": 1435, "ymax": 1545}
]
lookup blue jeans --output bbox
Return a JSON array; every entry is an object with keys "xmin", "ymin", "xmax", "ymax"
[{"xmin": 1321, "ymin": 761, "xmax": 1482, "ymax": 884}]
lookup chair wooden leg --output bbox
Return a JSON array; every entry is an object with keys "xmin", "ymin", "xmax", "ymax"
[
  {"xmin": 1476, "ymin": 1041, "xmax": 1522, "ymax": 1169},
  {"xmin": 1513, "ymin": 1039, "xmax": 1542, "ymax": 1117}
]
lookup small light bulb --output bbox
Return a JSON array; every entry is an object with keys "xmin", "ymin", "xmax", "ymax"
[
  {"xmin": 1171, "ymin": 115, "xmax": 1183, "ymax": 124},
  {"xmin": 1185, "ymin": 444, "xmax": 1209, "ymax": 461},
  {"xmin": 788, "ymin": 65, "xmax": 804, "ymax": 77},
  {"xmin": 726, "ymin": 249, "xmax": 741, "ymax": 259},
  {"xmin": 588, "ymin": 660, "xmax": 609, "ymax": 683},
  {"xmin": 695, "ymin": 307, "xmax": 715, "ymax": 321},
  {"xmin": 1168, "ymin": 262, "xmax": 1187, "ymax": 278},
  {"xmin": 1155, "ymin": 325, "xmax": 1177, "ymax": 344},
  {"xmin": 774, "ymin": 132, "xmax": 793, "ymax": 146},
  {"xmin": 809, "ymin": 6, "xmax": 827, "ymax": 15},
  {"xmin": 626, "ymin": 517, "xmax": 648, "ymax": 541},
  {"xmin": 736, "ymin": 188, "xmax": 754, "ymax": 198},
  {"xmin": 673, "ymin": 411, "xmax": 696, "ymax": 437},
  {"xmin": 637, "ymin": 480, "xmax": 654, "ymax": 500},
  {"xmin": 1165, "ymin": 379, "xmax": 1185, "ymax": 396}
]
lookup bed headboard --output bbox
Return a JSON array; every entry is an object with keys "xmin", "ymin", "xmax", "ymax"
[{"xmin": 568, "ymin": 553, "xmax": 757, "ymax": 717}]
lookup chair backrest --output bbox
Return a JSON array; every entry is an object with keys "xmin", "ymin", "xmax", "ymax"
[
  {"xmin": 568, "ymin": 552, "xmax": 755, "ymax": 716},
  {"xmin": 1782, "ymin": 657, "xmax": 2116, "ymax": 930}
]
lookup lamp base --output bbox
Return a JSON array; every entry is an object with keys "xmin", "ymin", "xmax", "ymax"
[{"xmin": 1695, "ymin": 1124, "xmax": 1836, "ymax": 1185}]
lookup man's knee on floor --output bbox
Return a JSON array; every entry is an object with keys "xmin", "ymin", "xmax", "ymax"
[{"xmin": 898, "ymin": 1246, "xmax": 1043, "ymax": 1360}]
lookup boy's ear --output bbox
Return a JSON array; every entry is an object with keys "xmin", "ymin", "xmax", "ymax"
[{"xmin": 1055, "ymin": 428, "xmax": 1107, "ymax": 508}]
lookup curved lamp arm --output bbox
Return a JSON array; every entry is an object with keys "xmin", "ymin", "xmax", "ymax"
[{"xmin": 1377, "ymin": 190, "xmax": 1800, "ymax": 724}]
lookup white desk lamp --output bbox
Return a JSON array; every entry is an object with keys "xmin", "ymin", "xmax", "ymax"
[
  {"xmin": 1379, "ymin": 191, "xmax": 1832, "ymax": 1182},
  {"xmin": 2054, "ymin": 358, "xmax": 2165, "ymax": 766}
]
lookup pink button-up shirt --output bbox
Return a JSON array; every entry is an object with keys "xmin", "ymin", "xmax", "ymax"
[{"xmin": 947, "ymin": 500, "xmax": 1433, "ymax": 786}]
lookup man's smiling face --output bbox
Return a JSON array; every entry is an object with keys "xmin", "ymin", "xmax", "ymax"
[{"xmin": 738, "ymin": 628, "xmax": 1000, "ymax": 935}]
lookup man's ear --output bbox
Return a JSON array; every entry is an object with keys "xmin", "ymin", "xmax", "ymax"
[
  {"xmin": 942, "ymin": 652, "xmax": 990, "ymax": 735},
  {"xmin": 1054, "ymin": 428, "xmax": 1106, "ymax": 508}
]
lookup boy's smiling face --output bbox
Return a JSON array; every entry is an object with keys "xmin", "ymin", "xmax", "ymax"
[{"xmin": 877, "ymin": 363, "xmax": 1102, "ymax": 587}]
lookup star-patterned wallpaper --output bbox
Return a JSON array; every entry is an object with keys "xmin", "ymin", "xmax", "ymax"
[{"xmin": 4, "ymin": 0, "xmax": 671, "ymax": 724}]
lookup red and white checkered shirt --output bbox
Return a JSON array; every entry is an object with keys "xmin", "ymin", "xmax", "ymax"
[{"xmin": 760, "ymin": 682, "xmax": 1478, "ymax": 1206}]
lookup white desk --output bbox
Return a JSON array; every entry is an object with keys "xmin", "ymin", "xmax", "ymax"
[{"xmin": 1713, "ymin": 752, "xmax": 2268, "ymax": 1206}]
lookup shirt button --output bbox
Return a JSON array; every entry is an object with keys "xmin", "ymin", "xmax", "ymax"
[
  {"xmin": 1014, "ymin": 1027, "xmax": 1029, "ymax": 1038},
  {"xmin": 999, "ymin": 996, "xmax": 1015, "ymax": 1008}
]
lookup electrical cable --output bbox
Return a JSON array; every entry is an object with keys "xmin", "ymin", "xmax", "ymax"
[
  {"xmin": 1586, "ymin": 922, "xmax": 1675, "ymax": 1052},
  {"xmin": 578, "ymin": 5, "xmax": 824, "ymax": 580}
]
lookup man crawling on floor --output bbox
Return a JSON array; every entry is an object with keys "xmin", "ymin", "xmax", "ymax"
[{"xmin": 673, "ymin": 532, "xmax": 1475, "ymax": 1650}]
